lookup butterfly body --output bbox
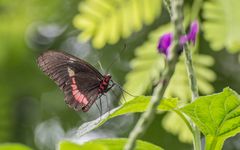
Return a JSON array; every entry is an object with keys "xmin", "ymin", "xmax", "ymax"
[
  {"xmin": 37, "ymin": 51, "xmax": 114, "ymax": 112},
  {"xmin": 98, "ymin": 74, "xmax": 112, "ymax": 93}
]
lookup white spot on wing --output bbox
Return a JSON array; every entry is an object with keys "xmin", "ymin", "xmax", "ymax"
[
  {"xmin": 69, "ymin": 58, "xmax": 75, "ymax": 63},
  {"xmin": 68, "ymin": 67, "xmax": 75, "ymax": 77}
]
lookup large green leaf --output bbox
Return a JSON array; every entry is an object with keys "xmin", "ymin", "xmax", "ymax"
[
  {"xmin": 203, "ymin": 0, "xmax": 240, "ymax": 52},
  {"xmin": 181, "ymin": 87, "xmax": 240, "ymax": 150},
  {"xmin": 73, "ymin": 0, "xmax": 162, "ymax": 48},
  {"xmin": 0, "ymin": 143, "xmax": 32, "ymax": 150},
  {"xmin": 77, "ymin": 96, "xmax": 178, "ymax": 137},
  {"xmin": 59, "ymin": 138, "xmax": 163, "ymax": 150}
]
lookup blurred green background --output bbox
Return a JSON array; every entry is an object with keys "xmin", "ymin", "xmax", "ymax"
[{"xmin": 0, "ymin": 0, "xmax": 240, "ymax": 150}]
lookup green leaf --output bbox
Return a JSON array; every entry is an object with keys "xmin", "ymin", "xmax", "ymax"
[
  {"xmin": 59, "ymin": 138, "xmax": 163, "ymax": 150},
  {"xmin": 73, "ymin": 0, "xmax": 162, "ymax": 48},
  {"xmin": 77, "ymin": 96, "xmax": 177, "ymax": 136},
  {"xmin": 181, "ymin": 87, "xmax": 240, "ymax": 150},
  {"xmin": 158, "ymin": 98, "xmax": 179, "ymax": 110},
  {"xmin": 203, "ymin": 0, "xmax": 240, "ymax": 52},
  {"xmin": 0, "ymin": 143, "xmax": 32, "ymax": 150}
]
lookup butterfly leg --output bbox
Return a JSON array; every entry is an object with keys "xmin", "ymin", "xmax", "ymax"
[
  {"xmin": 99, "ymin": 96, "xmax": 103, "ymax": 116},
  {"xmin": 95, "ymin": 98, "xmax": 102, "ymax": 123},
  {"xmin": 104, "ymin": 82, "xmax": 115, "ymax": 93},
  {"xmin": 102, "ymin": 94, "xmax": 111, "ymax": 117},
  {"xmin": 110, "ymin": 88, "xmax": 119, "ymax": 100}
]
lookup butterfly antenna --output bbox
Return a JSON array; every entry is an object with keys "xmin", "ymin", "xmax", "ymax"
[
  {"xmin": 114, "ymin": 82, "xmax": 137, "ymax": 98},
  {"xmin": 106, "ymin": 44, "xmax": 127, "ymax": 73},
  {"xmin": 120, "ymin": 89, "xmax": 127, "ymax": 104},
  {"xmin": 97, "ymin": 61, "xmax": 104, "ymax": 72}
]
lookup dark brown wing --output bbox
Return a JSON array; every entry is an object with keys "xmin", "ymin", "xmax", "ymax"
[{"xmin": 37, "ymin": 51, "xmax": 102, "ymax": 111}]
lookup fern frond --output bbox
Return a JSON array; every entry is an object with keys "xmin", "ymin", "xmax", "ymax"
[
  {"xmin": 203, "ymin": 0, "xmax": 240, "ymax": 52},
  {"xmin": 73, "ymin": 0, "xmax": 162, "ymax": 48}
]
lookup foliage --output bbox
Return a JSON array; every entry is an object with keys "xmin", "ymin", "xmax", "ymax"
[
  {"xmin": 0, "ymin": 0, "xmax": 79, "ymax": 145},
  {"xmin": 162, "ymin": 112, "xmax": 192, "ymax": 143},
  {"xmin": 59, "ymin": 138, "xmax": 163, "ymax": 150},
  {"xmin": 0, "ymin": 143, "xmax": 32, "ymax": 150},
  {"xmin": 122, "ymin": 24, "xmax": 215, "ymax": 102},
  {"xmin": 76, "ymin": 86, "xmax": 240, "ymax": 150},
  {"xmin": 182, "ymin": 88, "xmax": 240, "ymax": 150},
  {"xmin": 73, "ymin": 0, "xmax": 162, "ymax": 48},
  {"xmin": 1, "ymin": 0, "xmax": 240, "ymax": 149},
  {"xmin": 121, "ymin": 23, "xmax": 215, "ymax": 143},
  {"xmin": 77, "ymin": 96, "xmax": 178, "ymax": 136},
  {"xmin": 77, "ymin": 87, "xmax": 239, "ymax": 150},
  {"xmin": 203, "ymin": 0, "xmax": 240, "ymax": 52}
]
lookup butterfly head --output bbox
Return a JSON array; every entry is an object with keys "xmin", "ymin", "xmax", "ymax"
[{"xmin": 104, "ymin": 74, "xmax": 112, "ymax": 82}]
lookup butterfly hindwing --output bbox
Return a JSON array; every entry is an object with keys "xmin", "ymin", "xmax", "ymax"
[{"xmin": 37, "ymin": 51, "xmax": 103, "ymax": 111}]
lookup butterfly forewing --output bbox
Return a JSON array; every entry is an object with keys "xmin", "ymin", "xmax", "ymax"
[{"xmin": 37, "ymin": 51, "xmax": 103, "ymax": 111}]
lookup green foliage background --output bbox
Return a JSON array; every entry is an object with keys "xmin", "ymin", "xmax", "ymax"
[{"xmin": 0, "ymin": 0, "xmax": 240, "ymax": 149}]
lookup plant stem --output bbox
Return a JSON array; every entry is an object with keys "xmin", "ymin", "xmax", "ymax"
[
  {"xmin": 184, "ymin": 45, "xmax": 199, "ymax": 99},
  {"xmin": 124, "ymin": 0, "xmax": 184, "ymax": 150},
  {"xmin": 184, "ymin": 1, "xmax": 204, "ymax": 149},
  {"xmin": 205, "ymin": 136, "xmax": 224, "ymax": 150},
  {"xmin": 163, "ymin": 0, "xmax": 172, "ymax": 17},
  {"xmin": 183, "ymin": 41, "xmax": 201, "ymax": 150}
]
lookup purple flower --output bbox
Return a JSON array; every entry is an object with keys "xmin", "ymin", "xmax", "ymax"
[
  {"xmin": 179, "ymin": 35, "xmax": 188, "ymax": 45},
  {"xmin": 157, "ymin": 21, "xmax": 199, "ymax": 58},
  {"xmin": 187, "ymin": 20, "xmax": 199, "ymax": 44},
  {"xmin": 157, "ymin": 33, "xmax": 173, "ymax": 58}
]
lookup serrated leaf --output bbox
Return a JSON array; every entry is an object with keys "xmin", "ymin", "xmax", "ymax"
[
  {"xmin": 203, "ymin": 0, "xmax": 240, "ymax": 52},
  {"xmin": 73, "ymin": 0, "xmax": 162, "ymax": 48},
  {"xmin": 59, "ymin": 138, "xmax": 163, "ymax": 150},
  {"xmin": 0, "ymin": 143, "xmax": 32, "ymax": 150},
  {"xmin": 181, "ymin": 87, "xmax": 240, "ymax": 150},
  {"xmin": 77, "ymin": 96, "xmax": 176, "ymax": 136}
]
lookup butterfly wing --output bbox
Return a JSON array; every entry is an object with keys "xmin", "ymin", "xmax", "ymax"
[{"xmin": 37, "ymin": 51, "xmax": 102, "ymax": 111}]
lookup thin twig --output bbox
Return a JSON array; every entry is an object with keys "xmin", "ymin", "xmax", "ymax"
[
  {"xmin": 163, "ymin": 0, "xmax": 172, "ymax": 17},
  {"xmin": 183, "ymin": 43, "xmax": 202, "ymax": 150}
]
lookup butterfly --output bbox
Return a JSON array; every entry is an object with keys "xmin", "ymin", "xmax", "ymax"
[{"xmin": 37, "ymin": 51, "xmax": 115, "ymax": 112}]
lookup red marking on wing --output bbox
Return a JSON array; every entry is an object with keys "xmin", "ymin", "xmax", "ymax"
[
  {"xmin": 71, "ymin": 84, "xmax": 77, "ymax": 90},
  {"xmin": 71, "ymin": 78, "xmax": 88, "ymax": 105}
]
